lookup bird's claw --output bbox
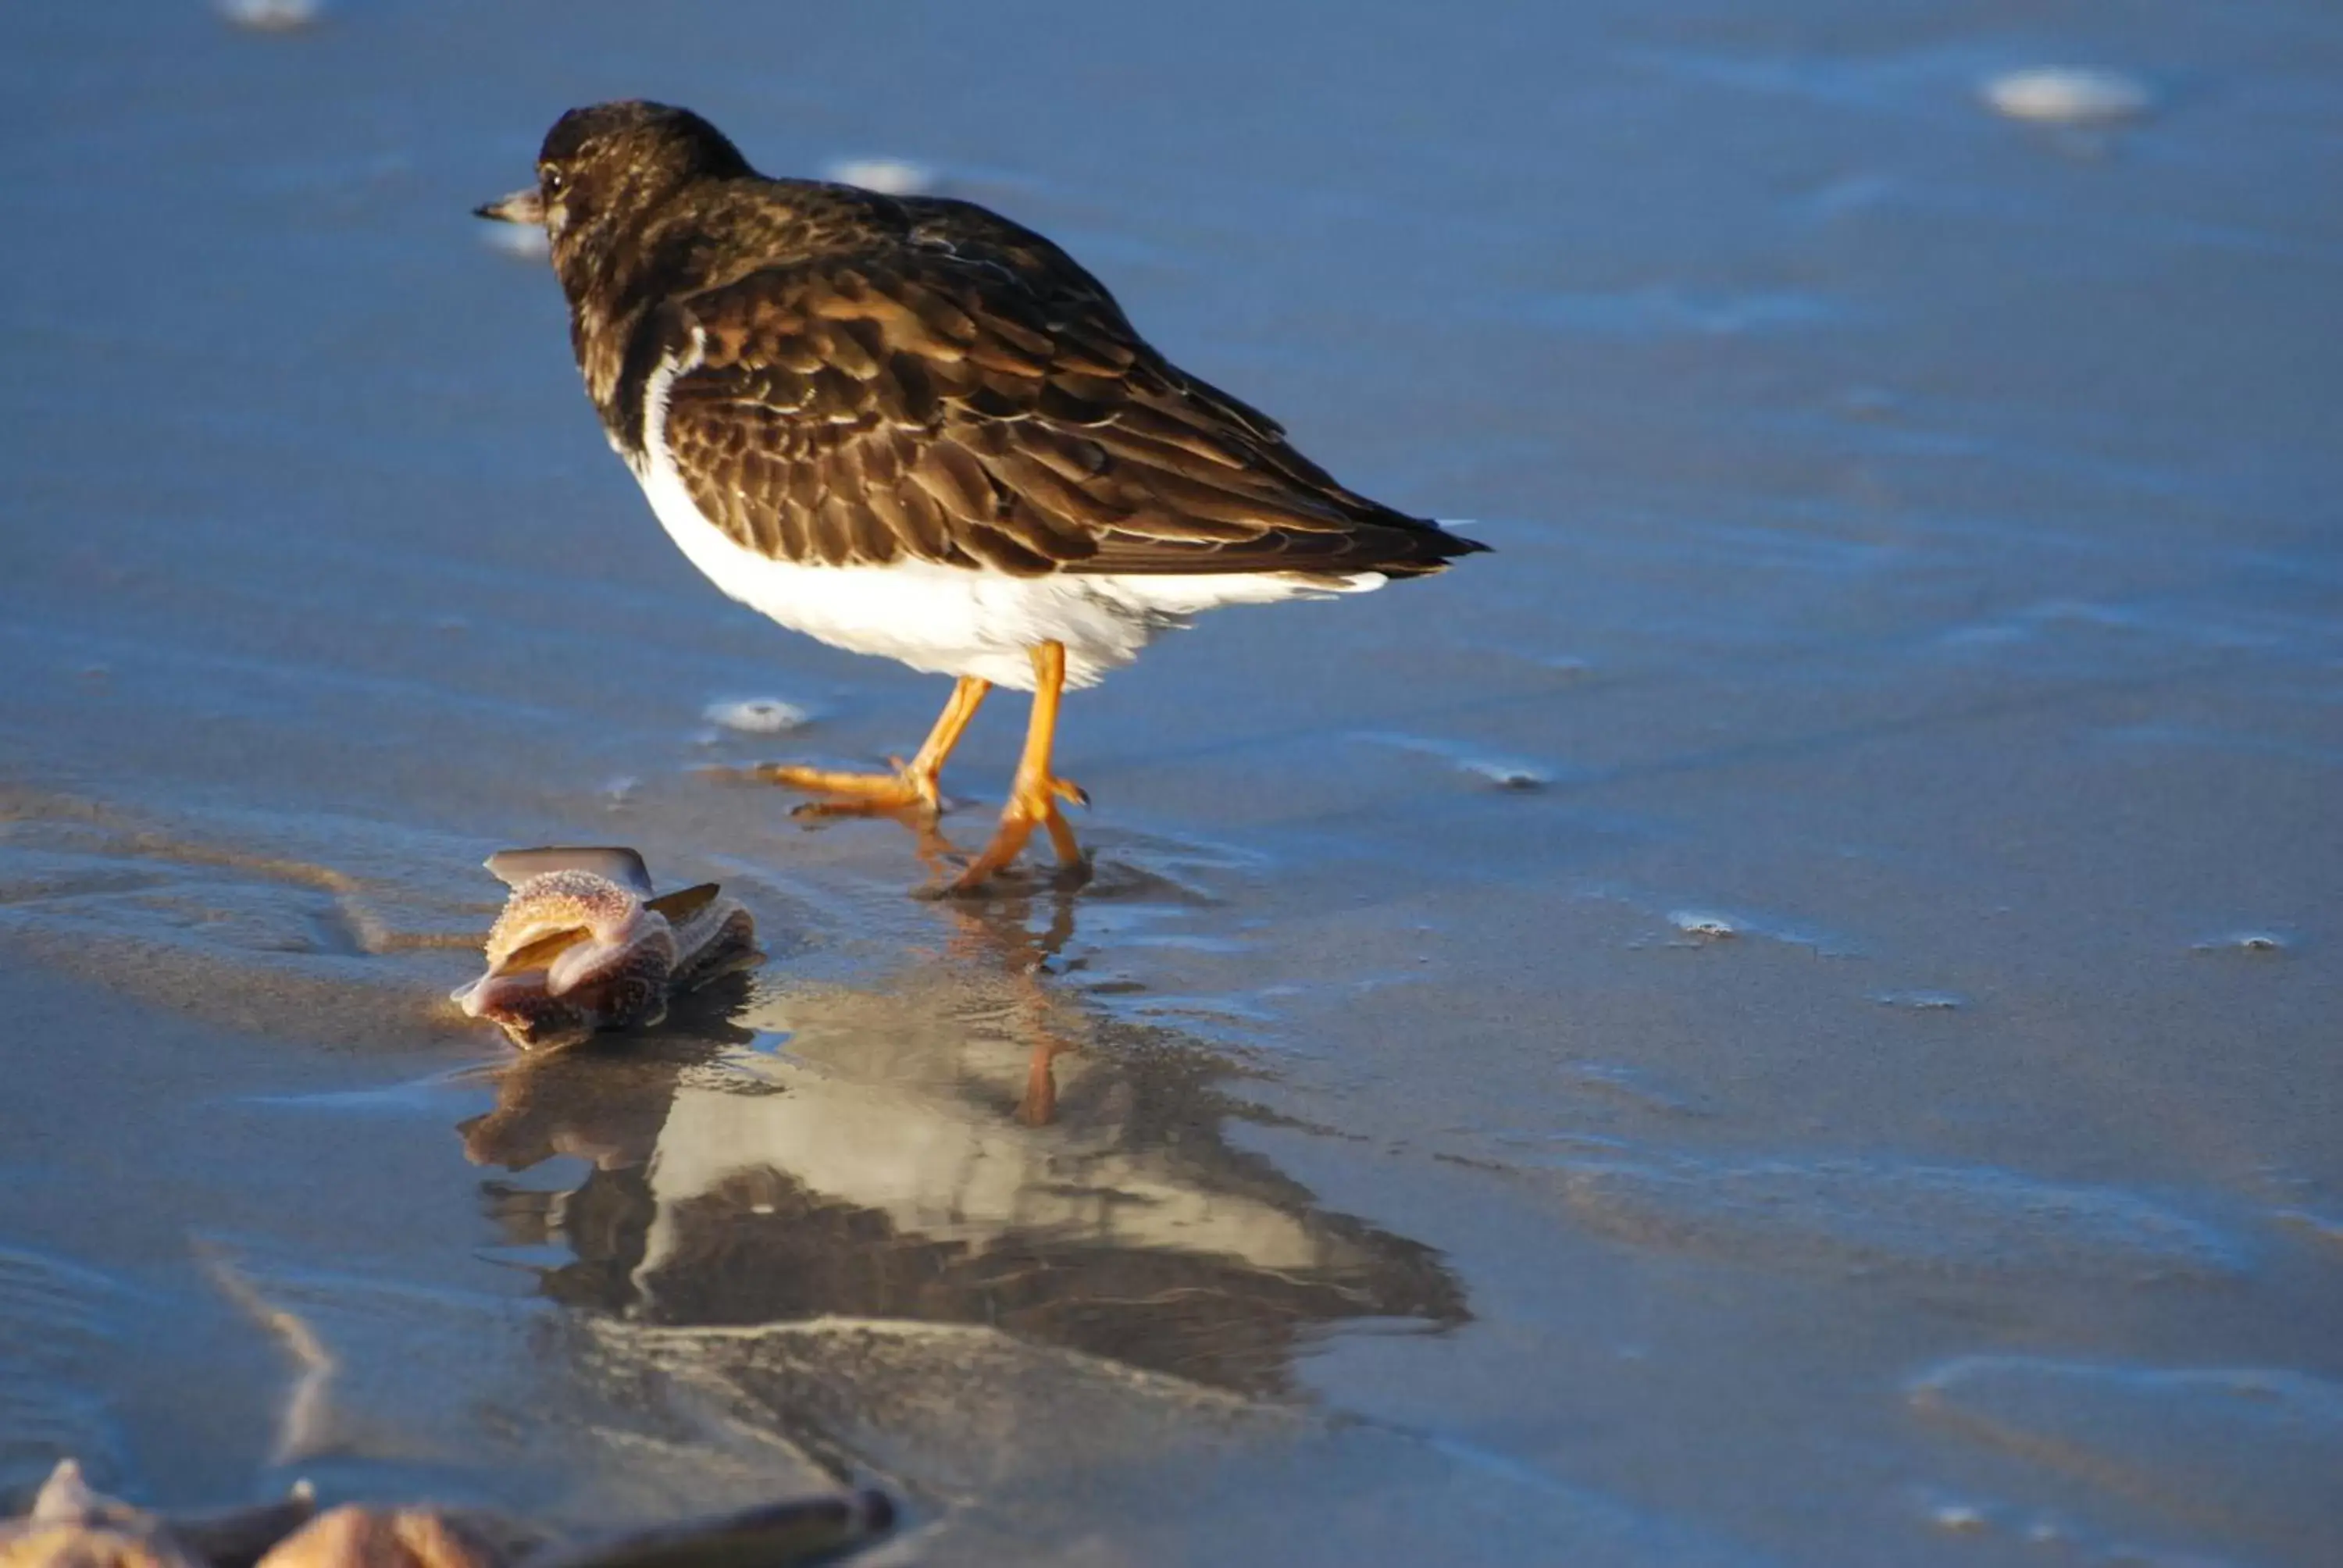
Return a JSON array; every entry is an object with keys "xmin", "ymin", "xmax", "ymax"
[{"xmin": 946, "ymin": 774, "xmax": 1089, "ymax": 893}]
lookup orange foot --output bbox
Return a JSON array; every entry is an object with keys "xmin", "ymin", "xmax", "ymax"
[
  {"xmin": 752, "ymin": 675, "xmax": 990, "ymax": 821},
  {"xmin": 754, "ymin": 759, "xmax": 941, "ymax": 818},
  {"xmin": 949, "ymin": 643, "xmax": 1089, "ymax": 893},
  {"xmin": 950, "ymin": 772, "xmax": 1089, "ymax": 893}
]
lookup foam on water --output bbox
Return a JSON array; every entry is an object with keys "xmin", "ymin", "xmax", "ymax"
[
  {"xmin": 1353, "ymin": 732, "xmax": 1561, "ymax": 791},
  {"xmin": 1668, "ymin": 910, "xmax": 1741, "ymax": 941},
  {"xmin": 2191, "ymin": 929, "xmax": 2293, "ymax": 956},
  {"xmin": 1871, "ymin": 989, "xmax": 1967, "ymax": 1010},
  {"xmin": 702, "ymin": 698, "xmax": 815, "ymax": 735},
  {"xmin": 217, "ymin": 0, "xmax": 322, "ymax": 31},
  {"xmin": 1648, "ymin": 903, "xmax": 1853, "ymax": 955},
  {"xmin": 1981, "ymin": 66, "xmax": 2156, "ymax": 126}
]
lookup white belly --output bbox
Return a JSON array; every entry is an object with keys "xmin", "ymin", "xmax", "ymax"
[{"xmin": 630, "ymin": 340, "xmax": 1385, "ymax": 691}]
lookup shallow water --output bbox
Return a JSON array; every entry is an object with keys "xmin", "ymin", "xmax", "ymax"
[{"xmin": 3, "ymin": 2, "xmax": 2341, "ymax": 1564}]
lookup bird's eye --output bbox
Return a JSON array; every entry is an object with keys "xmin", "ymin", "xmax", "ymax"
[{"xmin": 540, "ymin": 166, "xmax": 566, "ymax": 195}]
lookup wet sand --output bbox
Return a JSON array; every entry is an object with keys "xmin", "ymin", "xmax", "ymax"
[{"xmin": 4, "ymin": 2, "xmax": 2341, "ymax": 1563}]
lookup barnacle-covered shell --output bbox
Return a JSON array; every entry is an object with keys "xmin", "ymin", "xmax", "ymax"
[{"xmin": 452, "ymin": 849, "xmax": 758, "ymax": 1050}]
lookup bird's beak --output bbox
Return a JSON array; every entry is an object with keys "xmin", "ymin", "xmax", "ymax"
[{"xmin": 473, "ymin": 187, "xmax": 546, "ymax": 225}]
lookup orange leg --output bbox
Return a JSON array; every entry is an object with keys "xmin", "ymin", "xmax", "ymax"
[
  {"xmin": 1017, "ymin": 1031, "xmax": 1076, "ymax": 1127},
  {"xmin": 950, "ymin": 643, "xmax": 1089, "ymax": 892},
  {"xmin": 758, "ymin": 675, "xmax": 989, "ymax": 816}
]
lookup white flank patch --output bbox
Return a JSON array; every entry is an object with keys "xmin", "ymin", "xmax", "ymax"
[{"xmin": 634, "ymin": 333, "xmax": 1385, "ymax": 691}]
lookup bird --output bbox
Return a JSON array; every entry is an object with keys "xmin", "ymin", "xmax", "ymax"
[{"xmin": 476, "ymin": 102, "xmax": 1485, "ymax": 891}]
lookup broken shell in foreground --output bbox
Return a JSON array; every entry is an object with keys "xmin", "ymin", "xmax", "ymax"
[
  {"xmin": 0, "ymin": 1460, "xmax": 306, "ymax": 1568},
  {"xmin": 2, "ymin": 1462, "xmax": 893, "ymax": 1568},
  {"xmin": 451, "ymin": 846, "xmax": 761, "ymax": 1050},
  {"xmin": 253, "ymin": 1509, "xmax": 505, "ymax": 1568}
]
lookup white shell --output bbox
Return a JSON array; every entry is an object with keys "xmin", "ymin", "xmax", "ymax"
[{"xmin": 1981, "ymin": 67, "xmax": 2155, "ymax": 125}]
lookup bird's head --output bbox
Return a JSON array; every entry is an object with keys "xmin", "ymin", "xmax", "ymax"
[{"xmin": 474, "ymin": 101, "xmax": 752, "ymax": 260}]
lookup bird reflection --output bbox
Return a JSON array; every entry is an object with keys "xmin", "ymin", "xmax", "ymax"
[{"xmin": 458, "ymin": 883, "xmax": 1465, "ymax": 1396}]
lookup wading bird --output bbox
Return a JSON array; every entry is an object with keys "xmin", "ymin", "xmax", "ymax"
[{"xmin": 478, "ymin": 102, "xmax": 1483, "ymax": 890}]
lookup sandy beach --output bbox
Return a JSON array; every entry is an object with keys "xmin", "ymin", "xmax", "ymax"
[{"xmin": 3, "ymin": 2, "xmax": 2340, "ymax": 1563}]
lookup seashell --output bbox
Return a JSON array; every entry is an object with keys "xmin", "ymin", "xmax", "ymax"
[
  {"xmin": 483, "ymin": 847, "xmax": 653, "ymax": 895},
  {"xmin": 4, "ymin": 1460, "xmax": 890, "ymax": 1568},
  {"xmin": 0, "ymin": 1461, "xmax": 310, "ymax": 1568},
  {"xmin": 451, "ymin": 848, "xmax": 760, "ymax": 1050},
  {"xmin": 252, "ymin": 1509, "xmax": 503, "ymax": 1568}
]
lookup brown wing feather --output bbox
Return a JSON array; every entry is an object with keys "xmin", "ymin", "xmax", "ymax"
[{"xmin": 651, "ymin": 242, "xmax": 1482, "ymax": 578}]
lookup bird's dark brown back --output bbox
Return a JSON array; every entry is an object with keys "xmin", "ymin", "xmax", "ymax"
[{"xmin": 539, "ymin": 102, "xmax": 1488, "ymax": 579}]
